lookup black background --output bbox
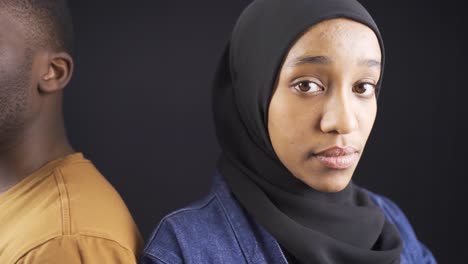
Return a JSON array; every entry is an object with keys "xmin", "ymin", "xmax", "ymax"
[{"xmin": 66, "ymin": 0, "xmax": 464, "ymax": 262}]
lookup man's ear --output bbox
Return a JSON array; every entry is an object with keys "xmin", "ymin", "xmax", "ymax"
[{"xmin": 38, "ymin": 52, "xmax": 74, "ymax": 94}]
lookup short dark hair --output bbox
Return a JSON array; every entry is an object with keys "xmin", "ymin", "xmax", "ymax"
[{"xmin": 0, "ymin": 0, "xmax": 74, "ymax": 55}]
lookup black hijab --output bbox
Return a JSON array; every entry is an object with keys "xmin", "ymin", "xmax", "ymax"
[{"xmin": 212, "ymin": 0, "xmax": 402, "ymax": 263}]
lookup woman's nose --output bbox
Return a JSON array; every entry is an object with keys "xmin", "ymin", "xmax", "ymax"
[{"xmin": 320, "ymin": 94, "xmax": 358, "ymax": 135}]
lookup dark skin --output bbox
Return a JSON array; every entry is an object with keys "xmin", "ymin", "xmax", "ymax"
[{"xmin": 0, "ymin": 12, "xmax": 74, "ymax": 194}]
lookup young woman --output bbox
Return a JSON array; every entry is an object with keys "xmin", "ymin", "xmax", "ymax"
[{"xmin": 141, "ymin": 0, "xmax": 437, "ymax": 263}]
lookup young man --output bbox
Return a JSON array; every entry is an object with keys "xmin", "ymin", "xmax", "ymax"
[{"xmin": 0, "ymin": 1, "xmax": 142, "ymax": 263}]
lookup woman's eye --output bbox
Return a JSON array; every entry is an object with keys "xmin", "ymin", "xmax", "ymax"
[
  {"xmin": 293, "ymin": 81, "xmax": 323, "ymax": 94},
  {"xmin": 353, "ymin": 82, "xmax": 375, "ymax": 97}
]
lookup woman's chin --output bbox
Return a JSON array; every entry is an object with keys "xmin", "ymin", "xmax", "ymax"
[{"xmin": 298, "ymin": 170, "xmax": 354, "ymax": 193}]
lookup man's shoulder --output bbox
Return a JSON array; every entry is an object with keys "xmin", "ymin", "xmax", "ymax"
[
  {"xmin": 54, "ymin": 153, "xmax": 142, "ymax": 256},
  {"xmin": 16, "ymin": 234, "xmax": 139, "ymax": 264},
  {"xmin": 0, "ymin": 153, "xmax": 142, "ymax": 262}
]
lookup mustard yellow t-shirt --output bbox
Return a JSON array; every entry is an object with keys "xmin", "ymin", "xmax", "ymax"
[{"xmin": 0, "ymin": 153, "xmax": 143, "ymax": 263}]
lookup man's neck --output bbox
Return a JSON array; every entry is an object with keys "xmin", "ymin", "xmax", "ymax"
[{"xmin": 0, "ymin": 119, "xmax": 74, "ymax": 195}]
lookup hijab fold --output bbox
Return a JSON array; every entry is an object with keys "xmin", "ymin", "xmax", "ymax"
[{"xmin": 213, "ymin": 0, "xmax": 402, "ymax": 263}]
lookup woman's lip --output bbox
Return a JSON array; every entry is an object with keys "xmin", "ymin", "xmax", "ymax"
[
  {"xmin": 314, "ymin": 153, "xmax": 358, "ymax": 169},
  {"xmin": 313, "ymin": 146, "xmax": 359, "ymax": 169},
  {"xmin": 315, "ymin": 146, "xmax": 358, "ymax": 157}
]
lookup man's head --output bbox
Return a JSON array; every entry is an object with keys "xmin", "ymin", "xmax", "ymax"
[{"xmin": 0, "ymin": 0, "xmax": 74, "ymax": 145}]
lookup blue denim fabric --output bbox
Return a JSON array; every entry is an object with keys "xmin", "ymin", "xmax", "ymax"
[{"xmin": 141, "ymin": 173, "xmax": 437, "ymax": 264}]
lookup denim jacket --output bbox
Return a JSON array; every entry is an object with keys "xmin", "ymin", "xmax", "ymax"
[{"xmin": 141, "ymin": 173, "xmax": 437, "ymax": 264}]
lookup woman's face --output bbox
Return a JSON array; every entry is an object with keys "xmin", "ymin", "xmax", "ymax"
[{"xmin": 268, "ymin": 18, "xmax": 381, "ymax": 192}]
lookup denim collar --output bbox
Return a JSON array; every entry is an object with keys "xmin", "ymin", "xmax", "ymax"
[{"xmin": 211, "ymin": 171, "xmax": 288, "ymax": 264}]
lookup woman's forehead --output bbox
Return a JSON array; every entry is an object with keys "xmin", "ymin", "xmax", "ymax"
[{"xmin": 285, "ymin": 18, "xmax": 382, "ymax": 63}]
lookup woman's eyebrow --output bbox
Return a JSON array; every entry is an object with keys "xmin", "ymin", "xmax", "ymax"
[
  {"xmin": 287, "ymin": 55, "xmax": 331, "ymax": 67},
  {"xmin": 287, "ymin": 56, "xmax": 381, "ymax": 69},
  {"xmin": 359, "ymin": 59, "xmax": 381, "ymax": 68}
]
